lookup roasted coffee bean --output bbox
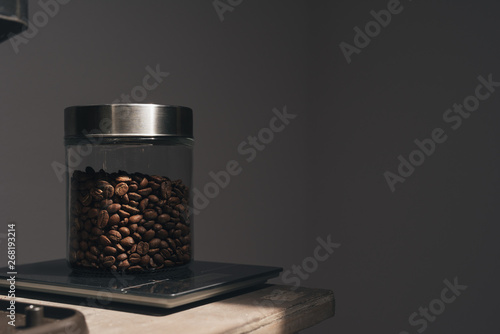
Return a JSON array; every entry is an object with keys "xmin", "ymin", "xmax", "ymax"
[
  {"xmin": 91, "ymin": 227, "xmax": 103, "ymax": 236},
  {"xmin": 129, "ymin": 183, "xmax": 139, "ymax": 192},
  {"xmin": 168, "ymin": 197, "xmax": 180, "ymax": 205},
  {"xmin": 116, "ymin": 243, "xmax": 126, "ymax": 253},
  {"xmin": 80, "ymin": 207, "xmax": 90, "ymax": 215},
  {"xmin": 153, "ymin": 224, "xmax": 162, "ymax": 232},
  {"xmin": 118, "ymin": 260, "xmax": 130, "ymax": 270},
  {"xmin": 116, "ymin": 253, "xmax": 128, "ymax": 261},
  {"xmin": 143, "ymin": 229, "xmax": 155, "ymax": 242},
  {"xmin": 96, "ymin": 180, "xmax": 110, "ymax": 188},
  {"xmin": 160, "ymin": 248, "xmax": 171, "ymax": 259},
  {"xmin": 129, "ymin": 253, "xmax": 141, "ymax": 264},
  {"xmin": 138, "ymin": 187, "xmax": 152, "ymax": 197},
  {"xmin": 99, "ymin": 199, "xmax": 112, "ymax": 210},
  {"xmin": 150, "ymin": 175, "xmax": 165, "ymax": 183},
  {"xmin": 115, "ymin": 182, "xmax": 129, "ymax": 196},
  {"xmin": 165, "ymin": 222, "xmax": 175, "ymax": 230},
  {"xmin": 137, "ymin": 241, "xmax": 149, "ymax": 255},
  {"xmin": 143, "ymin": 209, "xmax": 157, "ymax": 220},
  {"xmin": 138, "ymin": 177, "xmax": 149, "ymax": 189},
  {"xmin": 70, "ymin": 238, "xmax": 78, "ymax": 250},
  {"xmin": 128, "ymin": 265, "xmax": 143, "ymax": 271},
  {"xmin": 108, "ymin": 230, "xmax": 122, "ymax": 243},
  {"xmin": 153, "ymin": 254, "xmax": 164, "ymax": 265},
  {"xmin": 143, "ymin": 220, "xmax": 154, "ymax": 229},
  {"xmin": 140, "ymin": 254, "xmax": 150, "ymax": 266},
  {"xmin": 122, "ymin": 205, "xmax": 140, "ymax": 215},
  {"xmin": 167, "ymin": 238, "xmax": 176, "ymax": 249},
  {"xmin": 176, "ymin": 223, "xmax": 190, "ymax": 236},
  {"xmin": 107, "ymin": 203, "xmax": 121, "ymax": 213},
  {"xmin": 160, "ymin": 182, "xmax": 169, "ymax": 199},
  {"xmin": 99, "ymin": 235, "xmax": 112, "ymax": 246},
  {"xmin": 171, "ymin": 210, "xmax": 180, "ymax": 218},
  {"xmin": 129, "ymin": 200, "xmax": 138, "ymax": 207},
  {"xmin": 121, "ymin": 194, "xmax": 130, "ymax": 204},
  {"xmin": 103, "ymin": 185, "xmax": 114, "ymax": 198},
  {"xmin": 148, "ymin": 181, "xmax": 160, "ymax": 190},
  {"xmin": 128, "ymin": 192, "xmax": 142, "ymax": 201},
  {"xmin": 132, "ymin": 232, "xmax": 142, "ymax": 241},
  {"xmin": 108, "ymin": 213, "xmax": 120, "ymax": 225},
  {"xmin": 160, "ymin": 240, "xmax": 169, "ymax": 249},
  {"xmin": 157, "ymin": 229, "xmax": 168, "ymax": 239},
  {"xmin": 128, "ymin": 223, "xmax": 138, "ymax": 233},
  {"xmin": 149, "ymin": 238, "xmax": 161, "ymax": 248},
  {"xmin": 86, "ymin": 251, "xmax": 98, "ymax": 262},
  {"xmin": 174, "ymin": 204, "xmax": 185, "ymax": 212},
  {"xmin": 129, "ymin": 215, "xmax": 143, "ymax": 224},
  {"xmin": 148, "ymin": 194, "xmax": 159, "ymax": 203},
  {"xmin": 148, "ymin": 248, "xmax": 160, "ymax": 256},
  {"xmin": 90, "ymin": 188, "xmax": 104, "ymax": 200},
  {"xmin": 118, "ymin": 227, "xmax": 130, "ymax": 237},
  {"xmin": 84, "ymin": 221, "xmax": 93, "ymax": 232},
  {"xmin": 120, "ymin": 236, "xmax": 135, "ymax": 248},
  {"xmin": 137, "ymin": 226, "xmax": 146, "ymax": 235},
  {"xmin": 88, "ymin": 208, "xmax": 99, "ymax": 218},
  {"xmin": 157, "ymin": 214, "xmax": 170, "ymax": 224},
  {"xmin": 104, "ymin": 246, "xmax": 117, "ymax": 256},
  {"xmin": 97, "ymin": 210, "xmax": 109, "ymax": 228},
  {"xmin": 138, "ymin": 198, "xmax": 149, "ymax": 211},
  {"xmin": 81, "ymin": 230, "xmax": 89, "ymax": 240},
  {"xmin": 164, "ymin": 260, "xmax": 175, "ymax": 267},
  {"xmin": 79, "ymin": 193, "xmax": 92, "ymax": 206},
  {"xmin": 79, "ymin": 241, "xmax": 88, "ymax": 251},
  {"xmin": 118, "ymin": 209, "xmax": 130, "ymax": 218},
  {"xmin": 116, "ymin": 176, "xmax": 132, "ymax": 182},
  {"xmin": 103, "ymin": 256, "xmax": 115, "ymax": 267}
]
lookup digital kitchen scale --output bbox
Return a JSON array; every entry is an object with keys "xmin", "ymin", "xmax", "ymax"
[{"xmin": 0, "ymin": 260, "xmax": 282, "ymax": 309}]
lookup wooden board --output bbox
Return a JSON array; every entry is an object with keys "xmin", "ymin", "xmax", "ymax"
[{"xmin": 3, "ymin": 285, "xmax": 334, "ymax": 334}]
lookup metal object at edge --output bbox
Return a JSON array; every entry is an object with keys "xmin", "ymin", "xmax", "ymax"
[{"xmin": 0, "ymin": 0, "xmax": 28, "ymax": 43}]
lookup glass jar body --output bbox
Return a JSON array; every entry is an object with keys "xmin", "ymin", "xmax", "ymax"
[{"xmin": 66, "ymin": 137, "xmax": 193, "ymax": 273}]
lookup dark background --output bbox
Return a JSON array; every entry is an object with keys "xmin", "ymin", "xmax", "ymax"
[{"xmin": 1, "ymin": 0, "xmax": 499, "ymax": 333}]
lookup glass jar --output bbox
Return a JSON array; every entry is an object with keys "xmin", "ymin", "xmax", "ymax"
[{"xmin": 64, "ymin": 104, "xmax": 193, "ymax": 273}]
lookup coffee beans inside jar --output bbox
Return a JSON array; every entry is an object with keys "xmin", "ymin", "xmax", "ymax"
[{"xmin": 68, "ymin": 167, "xmax": 191, "ymax": 272}]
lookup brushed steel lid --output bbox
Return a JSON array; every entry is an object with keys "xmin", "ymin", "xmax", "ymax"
[{"xmin": 64, "ymin": 104, "xmax": 193, "ymax": 139}]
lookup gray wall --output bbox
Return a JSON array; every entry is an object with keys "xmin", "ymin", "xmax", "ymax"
[{"xmin": 1, "ymin": 0, "xmax": 499, "ymax": 333}]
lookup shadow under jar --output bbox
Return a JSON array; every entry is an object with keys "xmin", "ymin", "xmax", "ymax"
[{"xmin": 64, "ymin": 104, "xmax": 193, "ymax": 273}]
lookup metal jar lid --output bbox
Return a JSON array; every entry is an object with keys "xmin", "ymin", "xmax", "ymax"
[{"xmin": 64, "ymin": 104, "xmax": 193, "ymax": 139}]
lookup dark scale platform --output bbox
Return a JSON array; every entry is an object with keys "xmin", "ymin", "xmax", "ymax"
[{"xmin": 0, "ymin": 259, "xmax": 282, "ymax": 309}]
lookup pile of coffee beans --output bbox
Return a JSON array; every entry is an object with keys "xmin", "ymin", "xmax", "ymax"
[{"xmin": 68, "ymin": 167, "xmax": 191, "ymax": 272}]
